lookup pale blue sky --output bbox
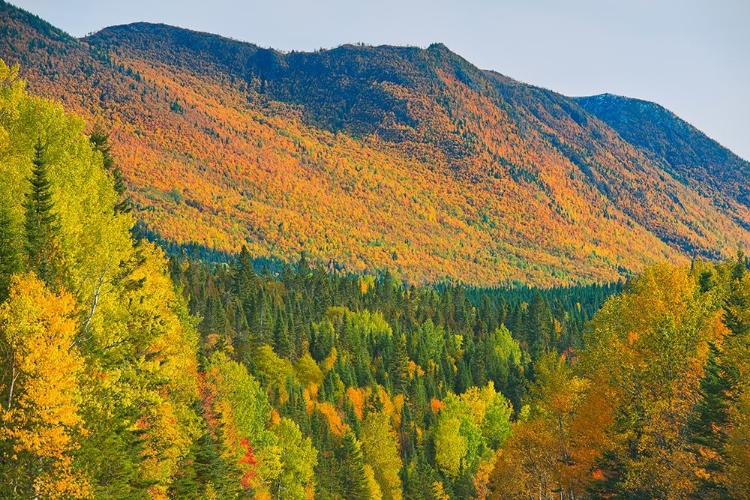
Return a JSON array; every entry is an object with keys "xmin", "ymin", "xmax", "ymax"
[{"xmin": 10, "ymin": 0, "xmax": 750, "ymax": 160}]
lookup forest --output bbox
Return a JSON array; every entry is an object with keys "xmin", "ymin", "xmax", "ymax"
[
  {"xmin": 2, "ymin": 0, "xmax": 749, "ymax": 288},
  {"xmin": 0, "ymin": 57, "xmax": 749, "ymax": 500}
]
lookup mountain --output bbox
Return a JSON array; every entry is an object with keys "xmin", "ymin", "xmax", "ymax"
[
  {"xmin": 1, "ymin": 0, "xmax": 748, "ymax": 285},
  {"xmin": 576, "ymin": 93, "xmax": 749, "ymax": 219}
]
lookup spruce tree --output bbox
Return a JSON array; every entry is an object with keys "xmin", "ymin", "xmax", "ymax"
[
  {"xmin": 391, "ymin": 334, "xmax": 410, "ymax": 394},
  {"xmin": 0, "ymin": 204, "xmax": 20, "ymax": 302},
  {"xmin": 23, "ymin": 141, "xmax": 60, "ymax": 286},
  {"xmin": 689, "ymin": 344, "xmax": 731, "ymax": 499},
  {"xmin": 90, "ymin": 125, "xmax": 131, "ymax": 213},
  {"xmin": 527, "ymin": 292, "xmax": 552, "ymax": 361},
  {"xmin": 273, "ymin": 309, "xmax": 292, "ymax": 358},
  {"xmin": 724, "ymin": 252, "xmax": 749, "ymax": 338},
  {"xmin": 339, "ymin": 431, "xmax": 371, "ymax": 500},
  {"xmin": 687, "ymin": 253, "xmax": 750, "ymax": 498},
  {"xmin": 234, "ymin": 245, "xmax": 255, "ymax": 300}
]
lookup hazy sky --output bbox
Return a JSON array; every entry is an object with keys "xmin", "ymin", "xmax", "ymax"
[{"xmin": 10, "ymin": 0, "xmax": 750, "ymax": 160}]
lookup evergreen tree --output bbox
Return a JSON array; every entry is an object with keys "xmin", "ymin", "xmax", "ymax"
[
  {"xmin": 233, "ymin": 245, "xmax": 255, "ymax": 300},
  {"xmin": 689, "ymin": 344, "xmax": 731, "ymax": 499},
  {"xmin": 273, "ymin": 309, "xmax": 292, "ymax": 359},
  {"xmin": 202, "ymin": 294, "xmax": 229, "ymax": 338},
  {"xmin": 527, "ymin": 292, "xmax": 552, "ymax": 361},
  {"xmin": 82, "ymin": 408, "xmax": 150, "ymax": 499},
  {"xmin": 391, "ymin": 334, "xmax": 410, "ymax": 394},
  {"xmin": 193, "ymin": 431, "xmax": 242, "ymax": 499},
  {"xmin": 0, "ymin": 205, "xmax": 19, "ymax": 302},
  {"xmin": 724, "ymin": 251, "xmax": 749, "ymax": 337},
  {"xmin": 90, "ymin": 125, "xmax": 131, "ymax": 214},
  {"xmin": 686, "ymin": 253, "xmax": 750, "ymax": 499},
  {"xmin": 23, "ymin": 141, "xmax": 61, "ymax": 286},
  {"xmin": 339, "ymin": 432, "xmax": 371, "ymax": 500},
  {"xmin": 310, "ymin": 409, "xmax": 338, "ymax": 497}
]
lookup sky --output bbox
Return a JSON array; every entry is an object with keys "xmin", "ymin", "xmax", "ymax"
[{"xmin": 10, "ymin": 0, "xmax": 750, "ymax": 160}]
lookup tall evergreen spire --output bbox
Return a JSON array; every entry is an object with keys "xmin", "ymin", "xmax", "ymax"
[
  {"xmin": 90, "ymin": 125, "xmax": 131, "ymax": 214},
  {"xmin": 339, "ymin": 432, "xmax": 371, "ymax": 499},
  {"xmin": 23, "ymin": 140, "xmax": 60, "ymax": 285}
]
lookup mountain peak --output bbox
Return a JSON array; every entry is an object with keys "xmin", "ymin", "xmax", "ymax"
[
  {"xmin": 0, "ymin": 0, "xmax": 75, "ymax": 42},
  {"xmin": 578, "ymin": 93, "xmax": 749, "ymax": 208}
]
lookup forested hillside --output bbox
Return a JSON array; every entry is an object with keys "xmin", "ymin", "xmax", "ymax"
[
  {"xmin": 577, "ymin": 93, "xmax": 750, "ymax": 215},
  {"xmin": 1, "ymin": 1, "xmax": 748, "ymax": 285},
  {"xmin": 1, "ymin": 58, "xmax": 750, "ymax": 499}
]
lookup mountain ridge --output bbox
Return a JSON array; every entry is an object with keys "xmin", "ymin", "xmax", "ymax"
[
  {"xmin": 1, "ymin": 0, "xmax": 748, "ymax": 285},
  {"xmin": 577, "ymin": 93, "xmax": 749, "ymax": 212}
]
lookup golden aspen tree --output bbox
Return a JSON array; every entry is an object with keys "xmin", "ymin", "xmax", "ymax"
[
  {"xmin": 0, "ymin": 274, "xmax": 90, "ymax": 499},
  {"xmin": 361, "ymin": 411, "xmax": 403, "ymax": 500}
]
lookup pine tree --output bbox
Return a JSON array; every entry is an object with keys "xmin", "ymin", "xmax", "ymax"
[
  {"xmin": 273, "ymin": 309, "xmax": 291, "ymax": 358},
  {"xmin": 201, "ymin": 294, "xmax": 229, "ymax": 338},
  {"xmin": 687, "ymin": 252, "xmax": 750, "ymax": 498},
  {"xmin": 724, "ymin": 252, "xmax": 749, "ymax": 338},
  {"xmin": 339, "ymin": 431, "xmax": 371, "ymax": 499},
  {"xmin": 0, "ymin": 205, "xmax": 19, "ymax": 302},
  {"xmin": 233, "ymin": 245, "xmax": 255, "ymax": 300},
  {"xmin": 689, "ymin": 344, "xmax": 731, "ymax": 499},
  {"xmin": 90, "ymin": 125, "xmax": 131, "ymax": 214},
  {"xmin": 82, "ymin": 407, "xmax": 149, "ymax": 499},
  {"xmin": 23, "ymin": 141, "xmax": 61, "ymax": 286},
  {"xmin": 527, "ymin": 292, "xmax": 552, "ymax": 361},
  {"xmin": 391, "ymin": 334, "xmax": 410, "ymax": 394}
]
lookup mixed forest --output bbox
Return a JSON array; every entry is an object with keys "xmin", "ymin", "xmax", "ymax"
[
  {"xmin": 1, "ymin": 0, "xmax": 749, "ymax": 286},
  {"xmin": 1, "ymin": 58, "xmax": 750, "ymax": 500}
]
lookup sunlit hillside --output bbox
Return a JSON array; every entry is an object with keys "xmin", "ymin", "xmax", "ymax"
[{"xmin": 1, "ymin": 2, "xmax": 748, "ymax": 285}]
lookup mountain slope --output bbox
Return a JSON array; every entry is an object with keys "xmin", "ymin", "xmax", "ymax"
[
  {"xmin": 0, "ymin": 1, "xmax": 747, "ymax": 285},
  {"xmin": 577, "ymin": 93, "xmax": 750, "ymax": 216}
]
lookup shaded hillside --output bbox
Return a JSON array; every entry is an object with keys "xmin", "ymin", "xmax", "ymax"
[
  {"xmin": 577, "ymin": 93, "xmax": 750, "ymax": 216},
  {"xmin": 1, "ymin": 0, "xmax": 748, "ymax": 285}
]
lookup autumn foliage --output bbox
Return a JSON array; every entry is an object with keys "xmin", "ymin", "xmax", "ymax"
[
  {"xmin": 0, "ymin": 3, "xmax": 749, "ymax": 499},
  {"xmin": 0, "ymin": 2, "xmax": 748, "ymax": 286}
]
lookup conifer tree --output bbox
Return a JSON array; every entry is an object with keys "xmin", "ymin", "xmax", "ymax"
[
  {"xmin": 693, "ymin": 252, "xmax": 750, "ymax": 498},
  {"xmin": 689, "ymin": 344, "xmax": 731, "ymax": 499},
  {"xmin": 0, "ymin": 205, "xmax": 19, "ymax": 302},
  {"xmin": 90, "ymin": 125, "xmax": 131, "ymax": 214},
  {"xmin": 392, "ymin": 334, "xmax": 410, "ymax": 394},
  {"xmin": 724, "ymin": 251, "xmax": 749, "ymax": 338},
  {"xmin": 273, "ymin": 309, "xmax": 292, "ymax": 358},
  {"xmin": 23, "ymin": 141, "xmax": 61, "ymax": 286},
  {"xmin": 339, "ymin": 431, "xmax": 371, "ymax": 500},
  {"xmin": 233, "ymin": 245, "xmax": 255, "ymax": 300}
]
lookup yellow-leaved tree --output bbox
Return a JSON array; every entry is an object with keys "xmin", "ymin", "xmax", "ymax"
[
  {"xmin": 0, "ymin": 274, "xmax": 90, "ymax": 499},
  {"xmin": 0, "ymin": 58, "xmax": 202, "ymax": 499}
]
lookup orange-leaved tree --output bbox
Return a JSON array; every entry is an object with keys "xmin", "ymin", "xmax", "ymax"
[{"xmin": 0, "ymin": 273, "xmax": 90, "ymax": 499}]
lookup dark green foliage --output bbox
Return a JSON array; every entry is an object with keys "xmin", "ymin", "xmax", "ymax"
[
  {"xmin": 0, "ymin": 204, "xmax": 20, "ymax": 302},
  {"xmin": 724, "ymin": 252, "xmax": 749, "ymax": 337},
  {"xmin": 686, "ymin": 253, "xmax": 750, "ymax": 499},
  {"xmin": 689, "ymin": 344, "xmax": 732, "ymax": 499},
  {"xmin": 402, "ymin": 445, "xmax": 439, "ymax": 500},
  {"xmin": 339, "ymin": 432, "xmax": 371, "ymax": 500},
  {"xmin": 79, "ymin": 408, "xmax": 150, "ymax": 500},
  {"xmin": 90, "ymin": 124, "xmax": 132, "ymax": 214},
  {"xmin": 23, "ymin": 140, "xmax": 60, "ymax": 286},
  {"xmin": 272, "ymin": 309, "xmax": 292, "ymax": 359},
  {"xmin": 169, "ymin": 430, "xmax": 243, "ymax": 500},
  {"xmin": 166, "ymin": 250, "xmax": 620, "ymax": 496},
  {"xmin": 391, "ymin": 334, "xmax": 411, "ymax": 394}
]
